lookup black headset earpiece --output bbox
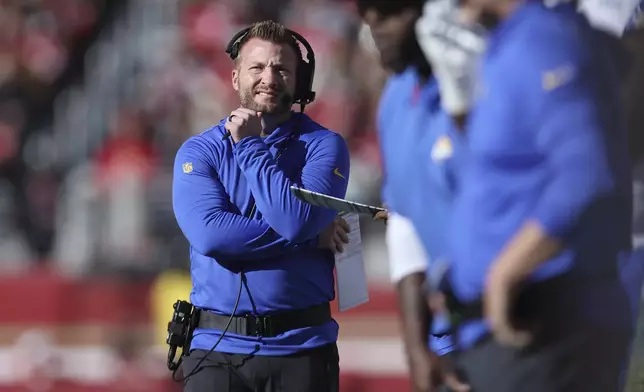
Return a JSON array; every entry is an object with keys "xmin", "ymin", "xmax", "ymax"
[
  {"xmin": 287, "ymin": 29, "xmax": 316, "ymax": 106},
  {"xmin": 224, "ymin": 26, "xmax": 316, "ymax": 107},
  {"xmin": 225, "ymin": 27, "xmax": 251, "ymax": 60}
]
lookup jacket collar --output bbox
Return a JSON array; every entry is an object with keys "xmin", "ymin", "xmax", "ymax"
[{"xmin": 263, "ymin": 111, "xmax": 306, "ymax": 144}]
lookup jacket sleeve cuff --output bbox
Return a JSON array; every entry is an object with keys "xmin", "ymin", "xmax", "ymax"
[
  {"xmin": 232, "ymin": 136, "xmax": 265, "ymax": 156},
  {"xmin": 530, "ymin": 207, "xmax": 570, "ymax": 239}
]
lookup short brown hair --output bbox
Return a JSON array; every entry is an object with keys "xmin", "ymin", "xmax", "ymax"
[{"xmin": 234, "ymin": 20, "xmax": 302, "ymax": 65}]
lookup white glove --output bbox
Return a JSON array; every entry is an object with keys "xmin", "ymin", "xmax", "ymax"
[
  {"xmin": 577, "ymin": 0, "xmax": 643, "ymax": 37},
  {"xmin": 385, "ymin": 213, "xmax": 429, "ymax": 284},
  {"xmin": 415, "ymin": 0, "xmax": 487, "ymax": 116}
]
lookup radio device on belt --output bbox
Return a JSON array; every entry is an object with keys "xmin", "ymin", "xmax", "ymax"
[{"xmin": 166, "ymin": 300, "xmax": 199, "ymax": 371}]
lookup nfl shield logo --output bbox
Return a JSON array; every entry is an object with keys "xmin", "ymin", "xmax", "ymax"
[{"xmin": 431, "ymin": 136, "xmax": 453, "ymax": 162}]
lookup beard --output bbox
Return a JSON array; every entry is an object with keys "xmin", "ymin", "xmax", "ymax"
[{"xmin": 238, "ymin": 83, "xmax": 293, "ymax": 116}]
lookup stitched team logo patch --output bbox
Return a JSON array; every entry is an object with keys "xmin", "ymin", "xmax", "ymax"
[
  {"xmin": 182, "ymin": 162, "xmax": 193, "ymax": 173},
  {"xmin": 431, "ymin": 135, "xmax": 453, "ymax": 162},
  {"xmin": 542, "ymin": 64, "xmax": 575, "ymax": 91}
]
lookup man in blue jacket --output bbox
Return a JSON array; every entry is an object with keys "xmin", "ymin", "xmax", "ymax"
[
  {"xmin": 434, "ymin": 1, "xmax": 634, "ymax": 391},
  {"xmin": 172, "ymin": 20, "xmax": 351, "ymax": 392},
  {"xmin": 358, "ymin": 1, "xmax": 484, "ymax": 391}
]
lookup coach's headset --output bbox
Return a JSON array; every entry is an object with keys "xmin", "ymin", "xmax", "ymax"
[{"xmin": 224, "ymin": 26, "xmax": 317, "ymax": 107}]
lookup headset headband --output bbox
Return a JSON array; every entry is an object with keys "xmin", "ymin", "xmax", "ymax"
[{"xmin": 225, "ymin": 25, "xmax": 317, "ymax": 106}]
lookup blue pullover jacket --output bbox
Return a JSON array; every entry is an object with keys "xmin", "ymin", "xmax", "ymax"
[{"xmin": 172, "ymin": 112, "xmax": 350, "ymax": 355}]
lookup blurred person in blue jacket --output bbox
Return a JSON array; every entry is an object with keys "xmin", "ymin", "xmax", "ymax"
[
  {"xmin": 357, "ymin": 1, "xmax": 485, "ymax": 391},
  {"xmin": 617, "ymin": 15, "xmax": 644, "ymax": 386},
  {"xmin": 590, "ymin": 2, "xmax": 644, "ymax": 383},
  {"xmin": 419, "ymin": 0, "xmax": 635, "ymax": 390},
  {"xmin": 172, "ymin": 20, "xmax": 351, "ymax": 392}
]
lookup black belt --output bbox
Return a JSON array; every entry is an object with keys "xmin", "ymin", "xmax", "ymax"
[
  {"xmin": 196, "ymin": 302, "xmax": 332, "ymax": 338},
  {"xmin": 444, "ymin": 266, "xmax": 621, "ymax": 328}
]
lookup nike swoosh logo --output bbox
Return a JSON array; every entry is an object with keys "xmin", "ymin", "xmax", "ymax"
[{"xmin": 333, "ymin": 168, "xmax": 346, "ymax": 180}]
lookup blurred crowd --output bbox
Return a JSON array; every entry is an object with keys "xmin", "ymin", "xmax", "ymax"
[
  {"xmin": 0, "ymin": 0, "xmax": 106, "ymax": 268},
  {"xmin": 2, "ymin": 0, "xmax": 642, "ymax": 280},
  {"xmin": 0, "ymin": 0, "xmax": 392, "ymax": 278}
]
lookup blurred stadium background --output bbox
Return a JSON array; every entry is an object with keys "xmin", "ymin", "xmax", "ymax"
[{"xmin": 0, "ymin": 1, "xmax": 642, "ymax": 391}]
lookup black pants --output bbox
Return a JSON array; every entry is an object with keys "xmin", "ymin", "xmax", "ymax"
[
  {"xmin": 452, "ymin": 326, "xmax": 632, "ymax": 392},
  {"xmin": 182, "ymin": 344, "xmax": 340, "ymax": 392}
]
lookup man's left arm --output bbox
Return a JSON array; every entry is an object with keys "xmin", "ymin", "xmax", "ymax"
[
  {"xmin": 491, "ymin": 48, "xmax": 615, "ymax": 283},
  {"xmin": 233, "ymin": 133, "xmax": 350, "ymax": 242}
]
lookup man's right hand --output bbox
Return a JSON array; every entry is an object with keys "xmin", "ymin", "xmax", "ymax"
[
  {"xmin": 318, "ymin": 216, "xmax": 350, "ymax": 253},
  {"xmin": 373, "ymin": 210, "xmax": 389, "ymax": 222}
]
